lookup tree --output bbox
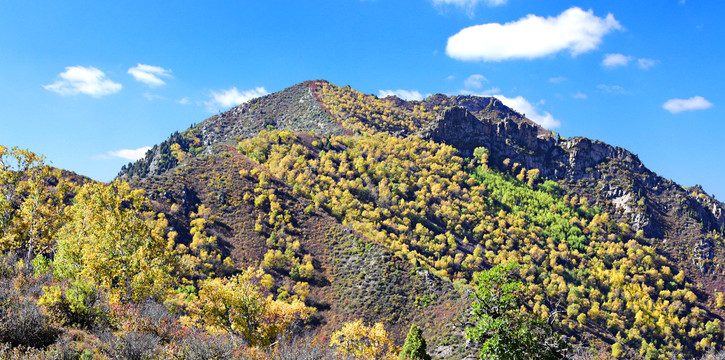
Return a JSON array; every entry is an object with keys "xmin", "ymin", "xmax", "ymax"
[
  {"xmin": 399, "ymin": 324, "xmax": 431, "ymax": 360},
  {"xmin": 0, "ymin": 146, "xmax": 45, "ymax": 251},
  {"xmin": 182, "ymin": 267, "xmax": 313, "ymax": 347},
  {"xmin": 330, "ymin": 319, "xmax": 397, "ymax": 359},
  {"xmin": 0, "ymin": 147, "xmax": 73, "ymax": 269},
  {"xmin": 466, "ymin": 262, "xmax": 567, "ymax": 359},
  {"xmin": 53, "ymin": 180, "xmax": 177, "ymax": 303}
]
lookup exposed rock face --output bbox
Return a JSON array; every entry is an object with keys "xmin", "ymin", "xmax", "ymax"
[
  {"xmin": 197, "ymin": 81, "xmax": 341, "ymax": 148},
  {"xmin": 419, "ymin": 107, "xmax": 641, "ymax": 181}
]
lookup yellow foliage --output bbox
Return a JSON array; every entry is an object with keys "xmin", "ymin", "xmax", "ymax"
[
  {"xmin": 329, "ymin": 319, "xmax": 397, "ymax": 359},
  {"xmin": 182, "ymin": 267, "xmax": 314, "ymax": 347}
]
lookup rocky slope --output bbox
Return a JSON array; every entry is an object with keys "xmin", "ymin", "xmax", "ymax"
[
  {"xmin": 118, "ymin": 80, "xmax": 725, "ymax": 357},
  {"xmin": 123, "ymin": 77, "xmax": 725, "ymax": 300}
]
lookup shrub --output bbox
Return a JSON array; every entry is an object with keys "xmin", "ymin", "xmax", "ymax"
[
  {"xmin": 38, "ymin": 279, "xmax": 108, "ymax": 330},
  {"xmin": 0, "ymin": 295, "xmax": 59, "ymax": 348},
  {"xmin": 159, "ymin": 331, "xmax": 240, "ymax": 360},
  {"xmin": 115, "ymin": 332, "xmax": 159, "ymax": 360}
]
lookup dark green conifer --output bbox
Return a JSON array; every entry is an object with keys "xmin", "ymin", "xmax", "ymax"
[{"xmin": 399, "ymin": 324, "xmax": 431, "ymax": 360}]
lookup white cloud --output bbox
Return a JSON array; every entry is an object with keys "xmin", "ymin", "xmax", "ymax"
[
  {"xmin": 602, "ymin": 54, "xmax": 657, "ymax": 70},
  {"xmin": 602, "ymin": 53, "xmax": 632, "ymax": 68},
  {"xmin": 95, "ymin": 146, "xmax": 152, "ymax": 161},
  {"xmin": 143, "ymin": 92, "xmax": 164, "ymax": 101},
  {"xmin": 573, "ymin": 92, "xmax": 588, "ymax": 99},
  {"xmin": 464, "ymin": 74, "xmax": 488, "ymax": 89},
  {"xmin": 549, "ymin": 76, "xmax": 567, "ymax": 83},
  {"xmin": 663, "ymin": 96, "xmax": 713, "ymax": 114},
  {"xmin": 446, "ymin": 7, "xmax": 622, "ymax": 62},
  {"xmin": 432, "ymin": 0, "xmax": 507, "ymax": 15},
  {"xmin": 177, "ymin": 97, "xmax": 190, "ymax": 105},
  {"xmin": 494, "ymin": 94, "xmax": 561, "ymax": 129},
  {"xmin": 459, "ymin": 88, "xmax": 500, "ymax": 97},
  {"xmin": 43, "ymin": 66, "xmax": 122, "ymax": 97},
  {"xmin": 433, "ymin": 0, "xmax": 506, "ymax": 6},
  {"xmin": 637, "ymin": 58, "xmax": 657, "ymax": 70},
  {"xmin": 378, "ymin": 89, "xmax": 428, "ymax": 101},
  {"xmin": 597, "ymin": 84, "xmax": 631, "ymax": 95},
  {"xmin": 128, "ymin": 64, "xmax": 172, "ymax": 87},
  {"xmin": 205, "ymin": 87, "xmax": 268, "ymax": 112}
]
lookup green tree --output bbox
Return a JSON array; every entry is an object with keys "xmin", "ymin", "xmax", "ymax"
[
  {"xmin": 399, "ymin": 324, "xmax": 431, "ymax": 360},
  {"xmin": 466, "ymin": 262, "xmax": 567, "ymax": 360},
  {"xmin": 53, "ymin": 180, "xmax": 177, "ymax": 303}
]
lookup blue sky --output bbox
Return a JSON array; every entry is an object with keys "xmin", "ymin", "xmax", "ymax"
[{"xmin": 1, "ymin": 0, "xmax": 723, "ymax": 199}]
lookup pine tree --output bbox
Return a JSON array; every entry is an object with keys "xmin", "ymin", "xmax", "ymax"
[{"xmin": 399, "ymin": 324, "xmax": 431, "ymax": 360}]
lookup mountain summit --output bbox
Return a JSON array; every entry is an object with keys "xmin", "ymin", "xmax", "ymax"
[{"xmin": 117, "ymin": 80, "xmax": 725, "ymax": 358}]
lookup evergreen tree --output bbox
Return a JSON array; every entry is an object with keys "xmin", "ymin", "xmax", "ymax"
[{"xmin": 399, "ymin": 324, "xmax": 431, "ymax": 360}]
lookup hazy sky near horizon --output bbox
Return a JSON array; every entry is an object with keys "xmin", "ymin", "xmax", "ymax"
[{"xmin": 1, "ymin": 1, "xmax": 723, "ymax": 199}]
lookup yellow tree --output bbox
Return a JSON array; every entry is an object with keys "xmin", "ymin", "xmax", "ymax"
[
  {"xmin": 54, "ymin": 180, "xmax": 177, "ymax": 303},
  {"xmin": 182, "ymin": 267, "xmax": 314, "ymax": 347},
  {"xmin": 330, "ymin": 319, "xmax": 397, "ymax": 359},
  {"xmin": 0, "ymin": 146, "xmax": 73, "ymax": 269},
  {"xmin": 0, "ymin": 146, "xmax": 45, "ymax": 248},
  {"xmin": 17, "ymin": 166, "xmax": 74, "ymax": 266}
]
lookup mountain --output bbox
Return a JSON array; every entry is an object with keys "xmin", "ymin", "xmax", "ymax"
[{"xmin": 117, "ymin": 80, "xmax": 725, "ymax": 358}]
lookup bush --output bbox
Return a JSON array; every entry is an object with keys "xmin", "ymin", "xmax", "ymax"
[
  {"xmin": 0, "ymin": 295, "xmax": 59, "ymax": 348},
  {"xmin": 271, "ymin": 334, "xmax": 355, "ymax": 360},
  {"xmin": 160, "ymin": 331, "xmax": 240, "ymax": 360},
  {"xmin": 116, "ymin": 332, "xmax": 159, "ymax": 360},
  {"xmin": 37, "ymin": 279, "xmax": 108, "ymax": 330}
]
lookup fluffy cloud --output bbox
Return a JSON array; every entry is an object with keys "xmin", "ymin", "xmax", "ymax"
[
  {"xmin": 128, "ymin": 64, "xmax": 172, "ymax": 87},
  {"xmin": 549, "ymin": 76, "xmax": 567, "ymax": 83},
  {"xmin": 433, "ymin": 0, "xmax": 507, "ymax": 6},
  {"xmin": 143, "ymin": 92, "xmax": 164, "ymax": 101},
  {"xmin": 573, "ymin": 92, "xmax": 588, "ymax": 99},
  {"xmin": 637, "ymin": 58, "xmax": 657, "ymax": 70},
  {"xmin": 663, "ymin": 96, "xmax": 713, "ymax": 114},
  {"xmin": 205, "ymin": 87, "xmax": 268, "ymax": 112},
  {"xmin": 446, "ymin": 7, "xmax": 621, "ymax": 62},
  {"xmin": 44, "ymin": 66, "xmax": 122, "ymax": 97},
  {"xmin": 459, "ymin": 88, "xmax": 500, "ymax": 97},
  {"xmin": 602, "ymin": 54, "xmax": 657, "ymax": 69},
  {"xmin": 597, "ymin": 84, "xmax": 631, "ymax": 95},
  {"xmin": 494, "ymin": 94, "xmax": 561, "ymax": 129},
  {"xmin": 602, "ymin": 53, "xmax": 632, "ymax": 68},
  {"xmin": 378, "ymin": 89, "xmax": 428, "ymax": 101},
  {"xmin": 96, "ymin": 147, "xmax": 152, "ymax": 161},
  {"xmin": 464, "ymin": 74, "xmax": 488, "ymax": 89},
  {"xmin": 432, "ymin": 0, "xmax": 507, "ymax": 14}
]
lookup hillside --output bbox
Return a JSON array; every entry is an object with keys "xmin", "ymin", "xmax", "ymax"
[
  {"xmin": 122, "ymin": 80, "xmax": 725, "ymax": 294},
  {"xmin": 2, "ymin": 80, "xmax": 725, "ymax": 359},
  {"xmin": 113, "ymin": 80, "xmax": 725, "ymax": 358}
]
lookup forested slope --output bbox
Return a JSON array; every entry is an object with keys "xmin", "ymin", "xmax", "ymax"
[{"xmin": 2, "ymin": 80, "xmax": 725, "ymax": 359}]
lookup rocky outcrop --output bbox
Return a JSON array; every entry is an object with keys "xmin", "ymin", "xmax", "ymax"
[
  {"xmin": 418, "ymin": 107, "xmax": 642, "ymax": 181},
  {"xmin": 197, "ymin": 81, "xmax": 341, "ymax": 149}
]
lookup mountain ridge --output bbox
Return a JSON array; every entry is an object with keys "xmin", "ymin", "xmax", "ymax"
[{"xmin": 114, "ymin": 79, "xmax": 725, "ymax": 358}]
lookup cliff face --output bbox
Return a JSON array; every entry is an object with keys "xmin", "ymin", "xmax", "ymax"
[{"xmin": 419, "ymin": 107, "xmax": 641, "ymax": 182}]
